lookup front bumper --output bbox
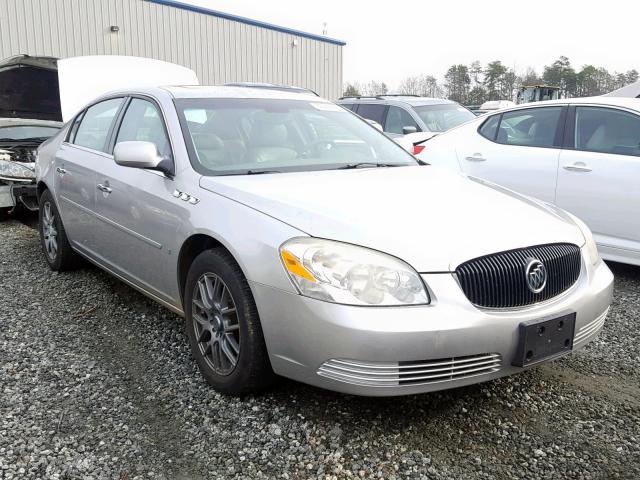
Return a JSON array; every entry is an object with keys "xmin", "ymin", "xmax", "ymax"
[
  {"xmin": 0, "ymin": 182, "xmax": 37, "ymax": 210},
  {"xmin": 251, "ymin": 253, "xmax": 613, "ymax": 396}
]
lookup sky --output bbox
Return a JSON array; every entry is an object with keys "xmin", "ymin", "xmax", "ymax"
[{"xmin": 187, "ymin": 0, "xmax": 639, "ymax": 89}]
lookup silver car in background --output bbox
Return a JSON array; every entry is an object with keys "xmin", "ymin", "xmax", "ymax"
[{"xmin": 36, "ymin": 86, "xmax": 613, "ymax": 396}]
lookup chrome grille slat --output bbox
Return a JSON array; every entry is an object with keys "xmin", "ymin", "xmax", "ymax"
[
  {"xmin": 574, "ymin": 308, "xmax": 609, "ymax": 344},
  {"xmin": 456, "ymin": 243, "xmax": 581, "ymax": 308},
  {"xmin": 323, "ymin": 357, "xmax": 502, "ymax": 377},
  {"xmin": 330, "ymin": 353, "xmax": 501, "ymax": 370},
  {"xmin": 318, "ymin": 353, "xmax": 502, "ymax": 387}
]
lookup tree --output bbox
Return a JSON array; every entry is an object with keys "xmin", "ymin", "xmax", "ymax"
[
  {"xmin": 397, "ymin": 75, "xmax": 443, "ymax": 98},
  {"xmin": 397, "ymin": 76, "xmax": 421, "ymax": 95},
  {"xmin": 576, "ymin": 65, "xmax": 600, "ymax": 96},
  {"xmin": 467, "ymin": 86, "xmax": 487, "ymax": 105},
  {"xmin": 626, "ymin": 69, "xmax": 639, "ymax": 85},
  {"xmin": 444, "ymin": 64, "xmax": 471, "ymax": 104},
  {"xmin": 418, "ymin": 75, "xmax": 443, "ymax": 98},
  {"xmin": 501, "ymin": 69, "xmax": 518, "ymax": 101},
  {"xmin": 360, "ymin": 81, "xmax": 388, "ymax": 96},
  {"xmin": 519, "ymin": 67, "xmax": 541, "ymax": 87},
  {"xmin": 542, "ymin": 56, "xmax": 577, "ymax": 97},
  {"xmin": 469, "ymin": 60, "xmax": 483, "ymax": 88},
  {"xmin": 484, "ymin": 61, "xmax": 508, "ymax": 100},
  {"xmin": 342, "ymin": 83, "xmax": 360, "ymax": 97}
]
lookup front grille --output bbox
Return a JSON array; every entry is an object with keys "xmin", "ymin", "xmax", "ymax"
[
  {"xmin": 456, "ymin": 243, "xmax": 581, "ymax": 308},
  {"xmin": 317, "ymin": 353, "xmax": 502, "ymax": 387}
]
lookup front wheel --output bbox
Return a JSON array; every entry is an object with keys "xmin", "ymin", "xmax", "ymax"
[
  {"xmin": 184, "ymin": 248, "xmax": 275, "ymax": 395},
  {"xmin": 38, "ymin": 189, "xmax": 82, "ymax": 271}
]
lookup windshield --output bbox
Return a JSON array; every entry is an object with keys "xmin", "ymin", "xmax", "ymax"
[
  {"xmin": 176, "ymin": 98, "xmax": 417, "ymax": 175},
  {"xmin": 0, "ymin": 125, "xmax": 60, "ymax": 142},
  {"xmin": 413, "ymin": 104, "xmax": 476, "ymax": 132}
]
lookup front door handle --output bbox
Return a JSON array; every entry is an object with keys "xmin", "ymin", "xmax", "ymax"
[
  {"xmin": 97, "ymin": 183, "xmax": 112, "ymax": 194},
  {"xmin": 56, "ymin": 167, "xmax": 66, "ymax": 175},
  {"xmin": 563, "ymin": 162, "xmax": 592, "ymax": 172},
  {"xmin": 465, "ymin": 153, "xmax": 486, "ymax": 162}
]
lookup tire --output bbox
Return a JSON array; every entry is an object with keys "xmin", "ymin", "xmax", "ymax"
[
  {"xmin": 38, "ymin": 189, "xmax": 82, "ymax": 271},
  {"xmin": 184, "ymin": 248, "xmax": 275, "ymax": 395}
]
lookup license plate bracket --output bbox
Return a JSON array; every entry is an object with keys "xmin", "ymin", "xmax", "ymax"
[{"xmin": 512, "ymin": 312, "xmax": 576, "ymax": 368}]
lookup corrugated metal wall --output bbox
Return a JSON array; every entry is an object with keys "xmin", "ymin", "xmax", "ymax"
[{"xmin": 0, "ymin": 0, "xmax": 344, "ymax": 99}]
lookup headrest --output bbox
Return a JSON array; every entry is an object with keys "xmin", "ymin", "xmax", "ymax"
[
  {"xmin": 193, "ymin": 133, "xmax": 224, "ymax": 150},
  {"xmin": 251, "ymin": 122, "xmax": 288, "ymax": 146}
]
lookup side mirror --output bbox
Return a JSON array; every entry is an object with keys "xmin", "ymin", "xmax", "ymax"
[
  {"xmin": 365, "ymin": 119, "xmax": 383, "ymax": 131},
  {"xmin": 114, "ymin": 141, "xmax": 173, "ymax": 176},
  {"xmin": 402, "ymin": 125, "xmax": 418, "ymax": 135}
]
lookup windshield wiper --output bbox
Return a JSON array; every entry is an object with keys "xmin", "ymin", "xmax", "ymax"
[
  {"xmin": 246, "ymin": 169, "xmax": 282, "ymax": 175},
  {"xmin": 337, "ymin": 162, "xmax": 408, "ymax": 170}
]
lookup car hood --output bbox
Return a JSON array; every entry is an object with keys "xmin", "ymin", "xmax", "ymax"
[{"xmin": 199, "ymin": 166, "xmax": 584, "ymax": 272}]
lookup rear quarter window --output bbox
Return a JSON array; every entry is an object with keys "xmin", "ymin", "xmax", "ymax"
[{"xmin": 478, "ymin": 114, "xmax": 500, "ymax": 141}]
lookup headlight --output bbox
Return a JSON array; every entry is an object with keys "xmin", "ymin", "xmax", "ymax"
[
  {"xmin": 567, "ymin": 212, "xmax": 600, "ymax": 266},
  {"xmin": 0, "ymin": 160, "xmax": 35, "ymax": 179},
  {"xmin": 280, "ymin": 237, "xmax": 430, "ymax": 306}
]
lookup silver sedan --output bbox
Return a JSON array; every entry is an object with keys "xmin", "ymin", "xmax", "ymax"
[{"xmin": 36, "ymin": 86, "xmax": 613, "ymax": 396}]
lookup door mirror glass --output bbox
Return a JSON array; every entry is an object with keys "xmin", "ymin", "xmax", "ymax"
[
  {"xmin": 402, "ymin": 125, "xmax": 418, "ymax": 135},
  {"xmin": 114, "ymin": 141, "xmax": 172, "ymax": 175}
]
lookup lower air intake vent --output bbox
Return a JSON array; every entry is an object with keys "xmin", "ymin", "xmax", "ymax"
[{"xmin": 318, "ymin": 353, "xmax": 502, "ymax": 387}]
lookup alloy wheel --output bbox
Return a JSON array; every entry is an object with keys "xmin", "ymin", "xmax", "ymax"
[
  {"xmin": 192, "ymin": 273, "xmax": 240, "ymax": 376},
  {"xmin": 42, "ymin": 201, "xmax": 58, "ymax": 260}
]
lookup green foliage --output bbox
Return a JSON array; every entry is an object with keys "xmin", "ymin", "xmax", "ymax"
[
  {"xmin": 342, "ymin": 83, "xmax": 360, "ymax": 97},
  {"xmin": 346, "ymin": 57, "xmax": 637, "ymax": 105},
  {"xmin": 444, "ymin": 64, "xmax": 471, "ymax": 104}
]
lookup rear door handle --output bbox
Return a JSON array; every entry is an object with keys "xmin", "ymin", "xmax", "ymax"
[
  {"xmin": 97, "ymin": 183, "xmax": 112, "ymax": 194},
  {"xmin": 465, "ymin": 153, "xmax": 486, "ymax": 162},
  {"xmin": 56, "ymin": 167, "xmax": 66, "ymax": 175},
  {"xmin": 563, "ymin": 162, "xmax": 592, "ymax": 172}
]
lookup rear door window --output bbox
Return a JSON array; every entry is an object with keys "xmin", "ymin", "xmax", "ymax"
[
  {"xmin": 72, "ymin": 98, "xmax": 123, "ymax": 152},
  {"xmin": 496, "ymin": 107, "xmax": 563, "ymax": 148},
  {"xmin": 574, "ymin": 106, "xmax": 640, "ymax": 156},
  {"xmin": 355, "ymin": 103, "xmax": 387, "ymax": 126}
]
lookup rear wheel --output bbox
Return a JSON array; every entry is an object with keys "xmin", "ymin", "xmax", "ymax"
[
  {"xmin": 184, "ymin": 248, "xmax": 275, "ymax": 395},
  {"xmin": 38, "ymin": 189, "xmax": 82, "ymax": 271}
]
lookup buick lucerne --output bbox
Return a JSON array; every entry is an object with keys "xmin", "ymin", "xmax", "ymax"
[{"xmin": 36, "ymin": 86, "xmax": 613, "ymax": 396}]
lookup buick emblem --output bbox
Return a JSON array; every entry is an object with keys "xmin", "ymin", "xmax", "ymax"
[{"xmin": 525, "ymin": 259, "xmax": 547, "ymax": 293}]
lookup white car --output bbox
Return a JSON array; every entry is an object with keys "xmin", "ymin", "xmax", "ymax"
[{"xmin": 417, "ymin": 97, "xmax": 640, "ymax": 266}]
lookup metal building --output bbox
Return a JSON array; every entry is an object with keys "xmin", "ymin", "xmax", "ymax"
[{"xmin": 0, "ymin": 0, "xmax": 346, "ymax": 99}]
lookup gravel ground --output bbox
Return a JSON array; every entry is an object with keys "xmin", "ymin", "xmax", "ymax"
[{"xmin": 1, "ymin": 217, "xmax": 639, "ymax": 480}]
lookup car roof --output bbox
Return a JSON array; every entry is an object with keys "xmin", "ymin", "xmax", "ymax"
[
  {"xmin": 499, "ymin": 96, "xmax": 640, "ymax": 111},
  {"xmin": 338, "ymin": 95, "xmax": 456, "ymax": 107},
  {"xmin": 161, "ymin": 85, "xmax": 327, "ymax": 101}
]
